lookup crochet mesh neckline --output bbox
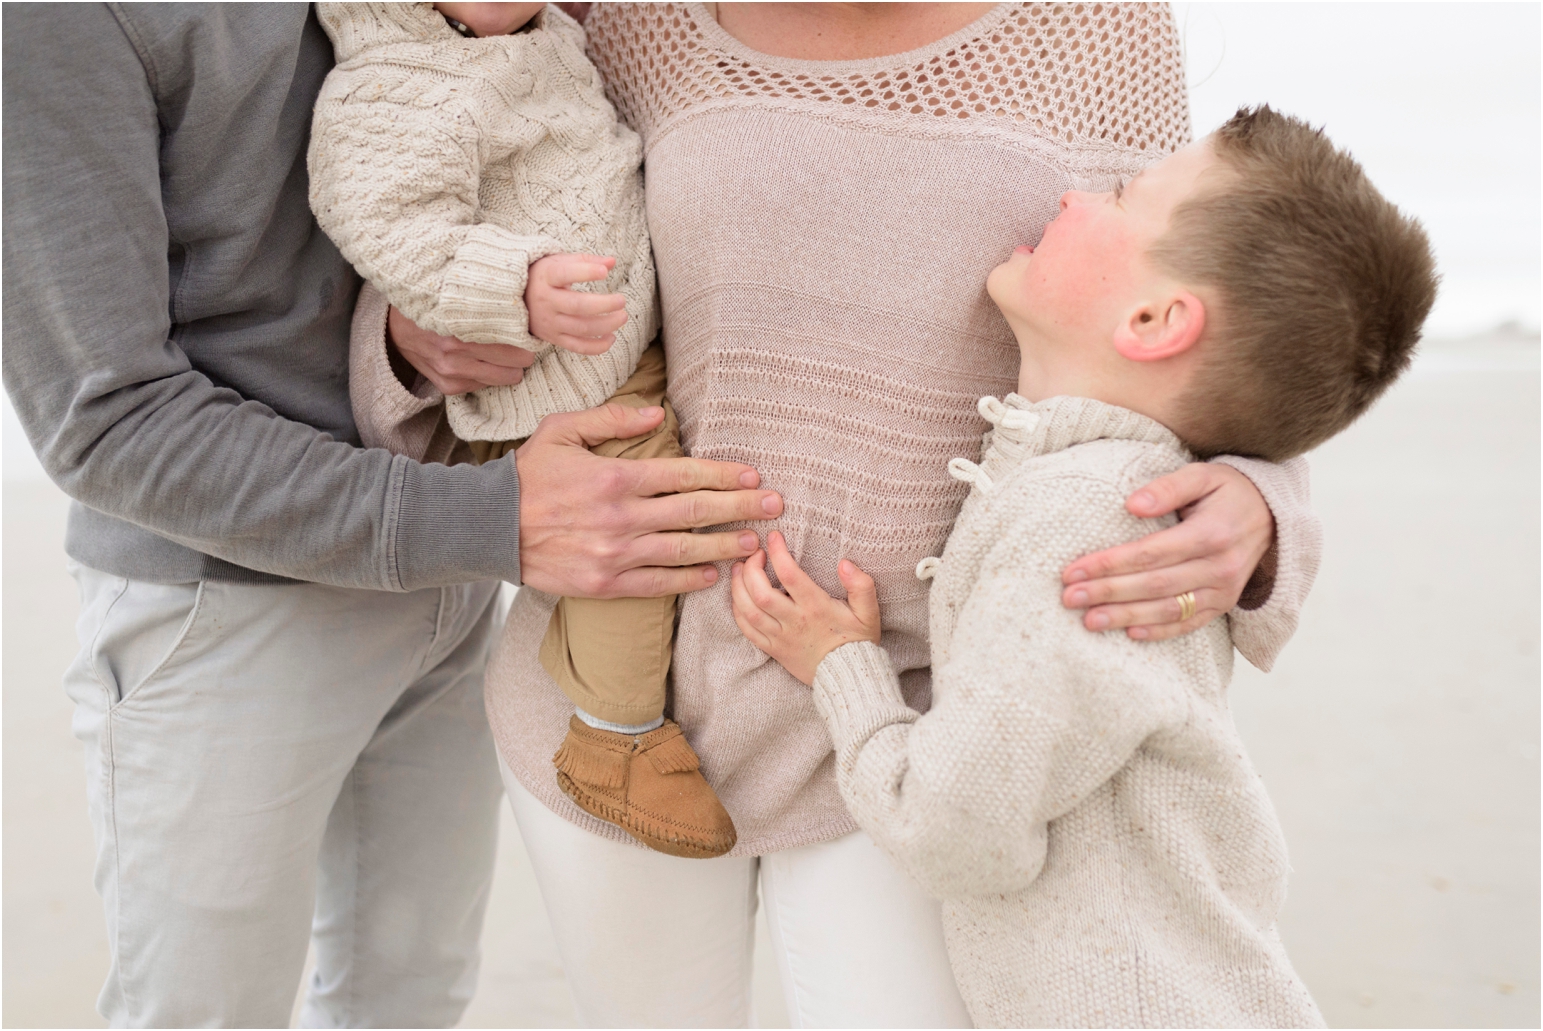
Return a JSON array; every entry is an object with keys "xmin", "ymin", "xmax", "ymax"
[{"xmin": 591, "ymin": 2, "xmax": 1190, "ymax": 153}]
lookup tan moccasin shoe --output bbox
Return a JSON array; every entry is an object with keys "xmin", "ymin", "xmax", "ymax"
[{"xmin": 552, "ymin": 716, "xmax": 737, "ymax": 858}]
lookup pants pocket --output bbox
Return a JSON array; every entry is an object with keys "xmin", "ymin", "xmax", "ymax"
[{"xmin": 86, "ymin": 578, "xmax": 208, "ymax": 709}]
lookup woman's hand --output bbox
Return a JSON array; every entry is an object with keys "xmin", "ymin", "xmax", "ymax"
[
  {"xmin": 387, "ymin": 305, "xmax": 536, "ymax": 395},
  {"xmin": 730, "ymin": 531, "xmax": 881, "ymax": 685},
  {"xmin": 1061, "ymin": 463, "xmax": 1274, "ymax": 641},
  {"xmin": 526, "ymin": 253, "xmax": 629, "ymax": 355}
]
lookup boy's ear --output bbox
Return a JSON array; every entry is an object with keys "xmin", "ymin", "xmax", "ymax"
[{"xmin": 1111, "ymin": 290, "xmax": 1206, "ymax": 362}]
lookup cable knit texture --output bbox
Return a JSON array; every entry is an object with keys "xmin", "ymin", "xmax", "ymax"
[
  {"xmin": 813, "ymin": 394, "xmax": 1325, "ymax": 1028},
  {"xmin": 311, "ymin": 2, "xmax": 658, "ymax": 441},
  {"xmin": 350, "ymin": 2, "xmax": 1322, "ymax": 856}
]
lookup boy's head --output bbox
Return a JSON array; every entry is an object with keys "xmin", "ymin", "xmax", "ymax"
[{"xmin": 988, "ymin": 105, "xmax": 1437, "ymax": 461}]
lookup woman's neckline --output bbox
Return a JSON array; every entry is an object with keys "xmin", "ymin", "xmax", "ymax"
[{"xmin": 691, "ymin": 2, "xmax": 1013, "ymax": 76}]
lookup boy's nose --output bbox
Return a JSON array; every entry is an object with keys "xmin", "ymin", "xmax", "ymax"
[{"xmin": 1059, "ymin": 190, "xmax": 1092, "ymax": 211}]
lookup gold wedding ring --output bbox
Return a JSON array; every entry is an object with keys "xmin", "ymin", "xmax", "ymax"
[{"xmin": 1175, "ymin": 591, "xmax": 1197, "ymax": 622}]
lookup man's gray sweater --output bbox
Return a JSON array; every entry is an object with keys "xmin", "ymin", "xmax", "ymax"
[{"xmin": 2, "ymin": 2, "xmax": 521, "ymax": 590}]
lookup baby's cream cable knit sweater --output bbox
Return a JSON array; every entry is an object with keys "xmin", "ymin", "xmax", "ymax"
[
  {"xmin": 310, "ymin": 2, "xmax": 657, "ymax": 441},
  {"xmin": 813, "ymin": 394, "xmax": 1326, "ymax": 1028}
]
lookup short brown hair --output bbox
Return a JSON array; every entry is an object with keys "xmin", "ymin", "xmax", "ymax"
[{"xmin": 1154, "ymin": 106, "xmax": 1437, "ymax": 461}]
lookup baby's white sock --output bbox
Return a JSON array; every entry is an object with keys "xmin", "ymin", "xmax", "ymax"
[{"xmin": 575, "ymin": 708, "xmax": 663, "ymax": 735}]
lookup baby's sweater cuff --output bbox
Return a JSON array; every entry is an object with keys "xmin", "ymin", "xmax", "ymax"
[
  {"xmin": 434, "ymin": 224, "xmax": 563, "ymax": 346},
  {"xmin": 812, "ymin": 641, "xmax": 917, "ymax": 753}
]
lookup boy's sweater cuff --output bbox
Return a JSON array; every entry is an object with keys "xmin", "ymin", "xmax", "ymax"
[
  {"xmin": 434, "ymin": 225, "xmax": 562, "ymax": 346},
  {"xmin": 812, "ymin": 641, "xmax": 917, "ymax": 751},
  {"xmin": 391, "ymin": 451, "xmax": 522, "ymax": 589}
]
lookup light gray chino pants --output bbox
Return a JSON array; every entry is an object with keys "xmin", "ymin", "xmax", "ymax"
[{"xmin": 62, "ymin": 563, "xmax": 504, "ymax": 1028}]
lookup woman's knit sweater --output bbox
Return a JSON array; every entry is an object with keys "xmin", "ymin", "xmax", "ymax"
[
  {"xmin": 813, "ymin": 394, "xmax": 1325, "ymax": 1028},
  {"xmin": 310, "ymin": 2, "xmax": 657, "ymax": 442},
  {"xmin": 350, "ymin": 2, "xmax": 1323, "ymax": 856}
]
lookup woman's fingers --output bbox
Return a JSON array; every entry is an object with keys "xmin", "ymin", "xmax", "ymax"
[
  {"xmin": 442, "ymin": 353, "xmax": 538, "ymax": 390},
  {"xmin": 461, "ymin": 339, "xmax": 539, "ymax": 368},
  {"xmin": 1061, "ymin": 556, "xmax": 1214, "ymax": 612},
  {"xmin": 1062, "ymin": 515, "xmax": 1212, "ymax": 590},
  {"xmin": 387, "ymin": 305, "xmax": 536, "ymax": 393},
  {"xmin": 1064, "ymin": 464, "xmax": 1270, "ymax": 591},
  {"xmin": 1074, "ymin": 585, "xmax": 1227, "ymax": 633},
  {"xmin": 1121, "ymin": 461, "xmax": 1224, "ymax": 519},
  {"xmin": 765, "ymin": 532, "xmax": 827, "ymax": 605}
]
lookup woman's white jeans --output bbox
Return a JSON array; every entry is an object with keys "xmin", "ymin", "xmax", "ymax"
[{"xmin": 503, "ymin": 765, "xmax": 972, "ymax": 1028}]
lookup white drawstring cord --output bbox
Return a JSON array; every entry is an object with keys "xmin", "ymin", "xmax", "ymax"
[
  {"xmin": 977, "ymin": 395, "xmax": 1039, "ymax": 432},
  {"xmin": 947, "ymin": 456, "xmax": 992, "ymax": 493}
]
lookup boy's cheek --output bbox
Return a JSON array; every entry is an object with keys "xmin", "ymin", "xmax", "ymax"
[{"xmin": 1032, "ymin": 249, "xmax": 1139, "ymax": 325}]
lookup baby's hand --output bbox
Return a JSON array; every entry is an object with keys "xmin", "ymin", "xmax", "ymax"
[
  {"xmin": 526, "ymin": 253, "xmax": 628, "ymax": 355},
  {"xmin": 730, "ymin": 531, "xmax": 881, "ymax": 686}
]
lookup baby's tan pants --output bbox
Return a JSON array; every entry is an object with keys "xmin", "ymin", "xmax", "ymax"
[{"xmin": 470, "ymin": 344, "xmax": 678, "ymax": 725}]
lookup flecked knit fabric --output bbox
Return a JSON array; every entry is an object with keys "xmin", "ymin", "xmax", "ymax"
[
  {"xmin": 813, "ymin": 394, "xmax": 1326, "ymax": 1028},
  {"xmin": 310, "ymin": 2, "xmax": 658, "ymax": 441},
  {"xmin": 349, "ymin": 2, "xmax": 1323, "ymax": 857}
]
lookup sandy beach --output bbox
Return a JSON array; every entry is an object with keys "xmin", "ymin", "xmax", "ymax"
[{"xmin": 2, "ymin": 328, "xmax": 1536, "ymax": 1028}]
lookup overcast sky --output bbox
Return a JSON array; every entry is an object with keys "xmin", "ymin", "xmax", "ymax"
[{"xmin": 1173, "ymin": 2, "xmax": 1541, "ymax": 338}]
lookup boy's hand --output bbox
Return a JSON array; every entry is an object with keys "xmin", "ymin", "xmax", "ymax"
[
  {"xmin": 730, "ymin": 531, "xmax": 881, "ymax": 686},
  {"xmin": 526, "ymin": 253, "xmax": 629, "ymax": 355}
]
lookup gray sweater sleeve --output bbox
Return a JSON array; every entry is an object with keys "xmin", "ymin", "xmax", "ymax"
[{"xmin": 0, "ymin": 4, "xmax": 520, "ymax": 591}]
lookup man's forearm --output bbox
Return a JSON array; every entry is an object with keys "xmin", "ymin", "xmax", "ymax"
[
  {"xmin": 1, "ymin": 3, "xmax": 521, "ymax": 590},
  {"xmin": 5, "ymin": 363, "xmax": 521, "ymax": 590}
]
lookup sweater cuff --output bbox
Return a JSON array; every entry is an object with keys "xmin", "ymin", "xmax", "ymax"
[
  {"xmin": 1212, "ymin": 453, "xmax": 1323, "ymax": 671},
  {"xmin": 391, "ymin": 450, "xmax": 522, "ymax": 590},
  {"xmin": 350, "ymin": 282, "xmax": 447, "ymax": 458},
  {"xmin": 812, "ymin": 641, "xmax": 917, "ymax": 752},
  {"xmin": 434, "ymin": 224, "xmax": 563, "ymax": 345}
]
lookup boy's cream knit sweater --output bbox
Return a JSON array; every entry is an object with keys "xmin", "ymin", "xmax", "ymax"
[
  {"xmin": 309, "ymin": 2, "xmax": 657, "ymax": 441},
  {"xmin": 813, "ymin": 394, "xmax": 1326, "ymax": 1028}
]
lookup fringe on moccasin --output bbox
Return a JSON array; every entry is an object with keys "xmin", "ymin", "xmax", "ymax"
[{"xmin": 552, "ymin": 715, "xmax": 736, "ymax": 858}]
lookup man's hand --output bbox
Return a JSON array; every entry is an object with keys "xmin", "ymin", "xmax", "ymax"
[
  {"xmin": 526, "ymin": 253, "xmax": 628, "ymax": 355},
  {"xmin": 388, "ymin": 305, "xmax": 536, "ymax": 395},
  {"xmin": 730, "ymin": 531, "xmax": 881, "ymax": 686},
  {"xmin": 1061, "ymin": 462, "xmax": 1274, "ymax": 641},
  {"xmin": 516, "ymin": 403, "xmax": 782, "ymax": 598}
]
